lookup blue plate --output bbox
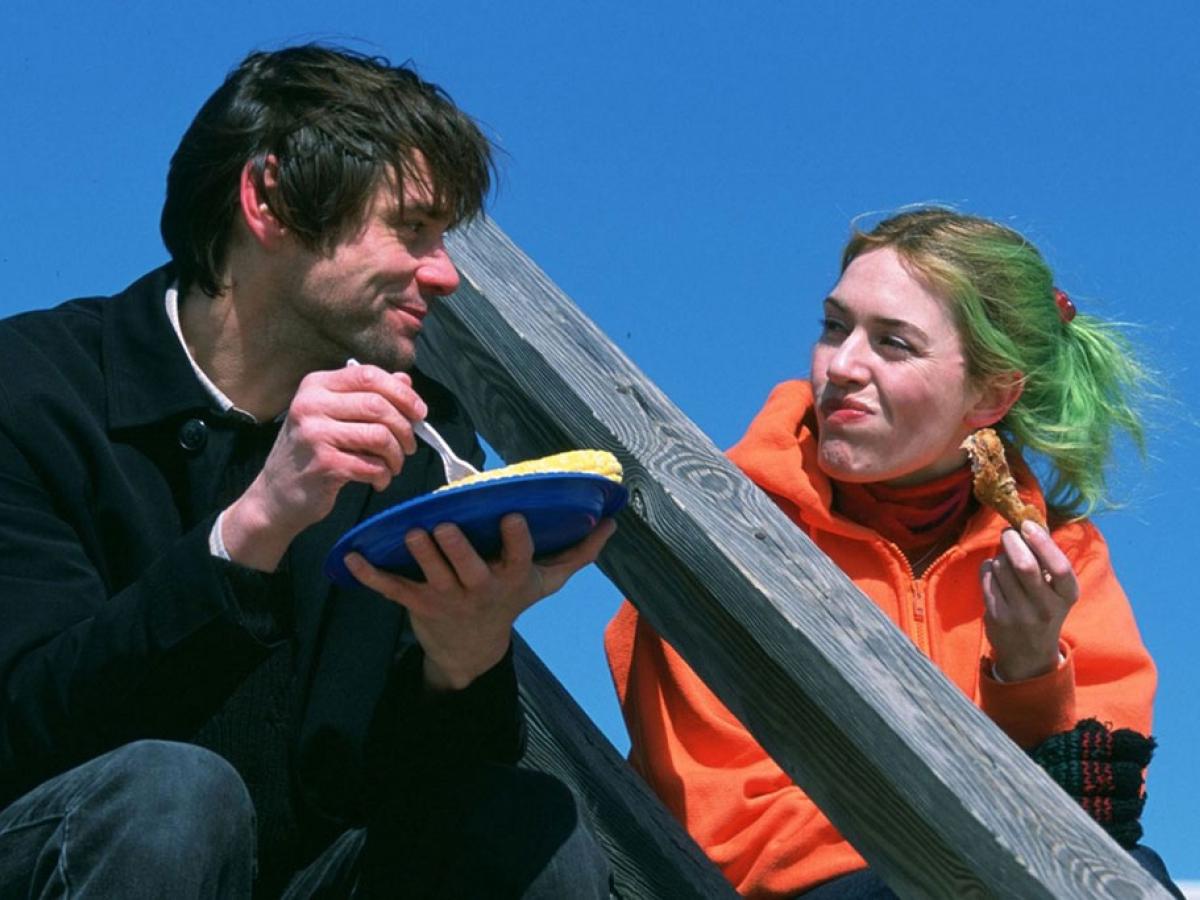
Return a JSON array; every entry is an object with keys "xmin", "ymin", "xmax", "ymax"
[{"xmin": 324, "ymin": 472, "xmax": 628, "ymax": 587}]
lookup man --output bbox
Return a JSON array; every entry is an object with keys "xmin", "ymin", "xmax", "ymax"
[{"xmin": 0, "ymin": 45, "xmax": 614, "ymax": 898}]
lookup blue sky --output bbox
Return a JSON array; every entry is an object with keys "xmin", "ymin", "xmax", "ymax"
[{"xmin": 3, "ymin": 0, "xmax": 1196, "ymax": 882}]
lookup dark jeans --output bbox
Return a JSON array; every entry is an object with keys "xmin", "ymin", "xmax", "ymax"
[
  {"xmin": 0, "ymin": 740, "xmax": 611, "ymax": 899},
  {"xmin": 797, "ymin": 844, "xmax": 1185, "ymax": 899}
]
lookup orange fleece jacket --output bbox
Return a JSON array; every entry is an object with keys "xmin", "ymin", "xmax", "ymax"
[{"xmin": 605, "ymin": 380, "xmax": 1156, "ymax": 898}]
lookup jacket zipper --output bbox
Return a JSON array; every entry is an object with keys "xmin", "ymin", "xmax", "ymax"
[
  {"xmin": 897, "ymin": 544, "xmax": 945, "ymax": 660},
  {"xmin": 911, "ymin": 580, "xmax": 930, "ymax": 658}
]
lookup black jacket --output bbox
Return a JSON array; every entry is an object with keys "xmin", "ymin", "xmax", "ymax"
[{"xmin": 0, "ymin": 266, "xmax": 522, "ymax": 833}]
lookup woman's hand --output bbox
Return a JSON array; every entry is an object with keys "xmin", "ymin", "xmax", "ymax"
[
  {"xmin": 344, "ymin": 514, "xmax": 617, "ymax": 691},
  {"xmin": 980, "ymin": 520, "xmax": 1079, "ymax": 682}
]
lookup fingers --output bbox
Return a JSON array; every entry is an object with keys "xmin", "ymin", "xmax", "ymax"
[
  {"xmin": 983, "ymin": 524, "xmax": 1075, "ymax": 626},
  {"xmin": 400, "ymin": 518, "xmax": 533, "ymax": 601},
  {"xmin": 979, "ymin": 558, "xmax": 1002, "ymax": 618},
  {"xmin": 348, "ymin": 514, "xmax": 616, "ymax": 690},
  {"xmin": 499, "ymin": 514, "xmax": 537, "ymax": 567},
  {"xmin": 570, "ymin": 516, "xmax": 619, "ymax": 560},
  {"xmin": 415, "ymin": 515, "xmax": 615, "ymax": 585},
  {"xmin": 407, "ymin": 523, "xmax": 497, "ymax": 593},
  {"xmin": 988, "ymin": 553, "xmax": 1055, "ymax": 620},
  {"xmin": 272, "ymin": 363, "xmax": 433, "ymax": 502},
  {"xmin": 535, "ymin": 518, "xmax": 618, "ymax": 594},
  {"xmin": 332, "ymin": 363, "xmax": 426, "ymax": 422},
  {"xmin": 1017, "ymin": 520, "xmax": 1079, "ymax": 602},
  {"xmin": 981, "ymin": 522, "xmax": 1081, "ymax": 628},
  {"xmin": 228, "ymin": 365, "xmax": 434, "ymax": 565},
  {"xmin": 295, "ymin": 365, "xmax": 427, "ymax": 458},
  {"xmin": 998, "ymin": 523, "xmax": 1079, "ymax": 604},
  {"xmin": 334, "ymin": 446, "xmax": 403, "ymax": 493},
  {"xmin": 362, "ymin": 515, "xmax": 616, "ymax": 608},
  {"xmin": 980, "ymin": 550, "xmax": 1069, "ymax": 683},
  {"xmin": 342, "ymin": 552, "xmax": 418, "ymax": 604},
  {"xmin": 980, "ymin": 523, "xmax": 1079, "ymax": 683}
]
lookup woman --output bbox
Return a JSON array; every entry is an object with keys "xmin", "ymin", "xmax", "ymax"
[{"xmin": 605, "ymin": 208, "xmax": 1183, "ymax": 898}]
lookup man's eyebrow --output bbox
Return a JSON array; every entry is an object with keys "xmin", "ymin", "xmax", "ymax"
[
  {"xmin": 383, "ymin": 200, "xmax": 456, "ymax": 232},
  {"xmin": 823, "ymin": 296, "xmax": 930, "ymax": 341},
  {"xmin": 393, "ymin": 201, "xmax": 443, "ymax": 219}
]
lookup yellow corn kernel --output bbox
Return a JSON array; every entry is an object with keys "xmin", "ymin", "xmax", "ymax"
[{"xmin": 437, "ymin": 449, "xmax": 622, "ymax": 492}]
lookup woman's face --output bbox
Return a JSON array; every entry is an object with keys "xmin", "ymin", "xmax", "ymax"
[{"xmin": 811, "ymin": 247, "xmax": 989, "ymax": 486}]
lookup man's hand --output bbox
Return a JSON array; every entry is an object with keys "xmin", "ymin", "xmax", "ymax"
[
  {"xmin": 222, "ymin": 364, "xmax": 427, "ymax": 571},
  {"xmin": 344, "ymin": 514, "xmax": 617, "ymax": 691},
  {"xmin": 980, "ymin": 520, "xmax": 1080, "ymax": 682}
]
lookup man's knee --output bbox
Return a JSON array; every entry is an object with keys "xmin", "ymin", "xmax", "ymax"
[
  {"xmin": 87, "ymin": 740, "xmax": 255, "ymax": 858},
  {"xmin": 0, "ymin": 741, "xmax": 256, "ymax": 898}
]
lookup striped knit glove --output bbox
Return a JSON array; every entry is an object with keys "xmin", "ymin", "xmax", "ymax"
[{"xmin": 1028, "ymin": 718, "xmax": 1155, "ymax": 848}]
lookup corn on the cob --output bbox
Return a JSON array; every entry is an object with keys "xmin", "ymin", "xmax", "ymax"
[{"xmin": 436, "ymin": 449, "xmax": 622, "ymax": 492}]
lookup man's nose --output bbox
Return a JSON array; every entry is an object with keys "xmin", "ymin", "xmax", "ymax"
[{"xmin": 416, "ymin": 247, "xmax": 460, "ymax": 297}]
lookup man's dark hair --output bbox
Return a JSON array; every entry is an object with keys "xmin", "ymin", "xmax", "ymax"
[{"xmin": 161, "ymin": 44, "xmax": 495, "ymax": 296}]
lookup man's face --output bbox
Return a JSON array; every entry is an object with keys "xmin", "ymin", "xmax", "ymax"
[{"xmin": 272, "ymin": 158, "xmax": 460, "ymax": 372}]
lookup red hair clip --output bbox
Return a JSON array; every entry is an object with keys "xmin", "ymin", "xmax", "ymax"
[{"xmin": 1054, "ymin": 288, "xmax": 1076, "ymax": 324}]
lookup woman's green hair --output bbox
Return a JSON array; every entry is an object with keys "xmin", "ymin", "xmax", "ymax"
[{"xmin": 842, "ymin": 207, "xmax": 1152, "ymax": 521}]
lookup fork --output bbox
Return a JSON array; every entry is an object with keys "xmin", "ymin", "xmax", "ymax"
[
  {"xmin": 346, "ymin": 359, "xmax": 480, "ymax": 483},
  {"xmin": 412, "ymin": 419, "xmax": 480, "ymax": 483}
]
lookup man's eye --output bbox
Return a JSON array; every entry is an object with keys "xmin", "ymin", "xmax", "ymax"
[{"xmin": 818, "ymin": 317, "xmax": 847, "ymax": 337}]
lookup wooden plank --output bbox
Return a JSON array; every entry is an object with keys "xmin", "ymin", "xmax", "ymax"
[
  {"xmin": 415, "ymin": 216, "xmax": 1170, "ymax": 899},
  {"xmin": 512, "ymin": 635, "xmax": 738, "ymax": 898}
]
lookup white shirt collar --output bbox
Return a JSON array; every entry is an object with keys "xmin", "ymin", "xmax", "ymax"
[{"xmin": 164, "ymin": 285, "xmax": 259, "ymax": 423}]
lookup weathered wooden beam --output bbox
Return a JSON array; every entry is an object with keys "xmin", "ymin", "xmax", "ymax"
[
  {"xmin": 416, "ymin": 217, "xmax": 1170, "ymax": 899},
  {"xmin": 512, "ymin": 635, "xmax": 738, "ymax": 898}
]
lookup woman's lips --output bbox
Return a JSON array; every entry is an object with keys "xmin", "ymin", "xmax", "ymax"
[{"xmin": 820, "ymin": 398, "xmax": 872, "ymax": 425}]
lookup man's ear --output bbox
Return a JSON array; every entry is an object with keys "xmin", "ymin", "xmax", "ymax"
[
  {"xmin": 965, "ymin": 371, "xmax": 1024, "ymax": 429},
  {"xmin": 239, "ymin": 155, "xmax": 285, "ymax": 246}
]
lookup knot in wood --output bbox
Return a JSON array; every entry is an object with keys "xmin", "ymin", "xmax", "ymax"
[{"xmin": 630, "ymin": 488, "xmax": 646, "ymax": 518}]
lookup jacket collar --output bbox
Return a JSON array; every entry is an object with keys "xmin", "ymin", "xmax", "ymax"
[
  {"xmin": 727, "ymin": 380, "xmax": 1050, "ymax": 553},
  {"xmin": 102, "ymin": 265, "xmax": 216, "ymax": 430}
]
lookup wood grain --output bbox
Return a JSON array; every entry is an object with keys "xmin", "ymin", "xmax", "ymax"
[{"xmin": 412, "ymin": 216, "xmax": 1170, "ymax": 899}]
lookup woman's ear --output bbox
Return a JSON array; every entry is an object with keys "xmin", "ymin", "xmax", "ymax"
[
  {"xmin": 238, "ymin": 155, "xmax": 285, "ymax": 246},
  {"xmin": 965, "ymin": 371, "xmax": 1024, "ymax": 429}
]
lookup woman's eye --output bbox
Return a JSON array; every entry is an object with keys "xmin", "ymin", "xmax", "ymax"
[{"xmin": 879, "ymin": 334, "xmax": 913, "ymax": 353}]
